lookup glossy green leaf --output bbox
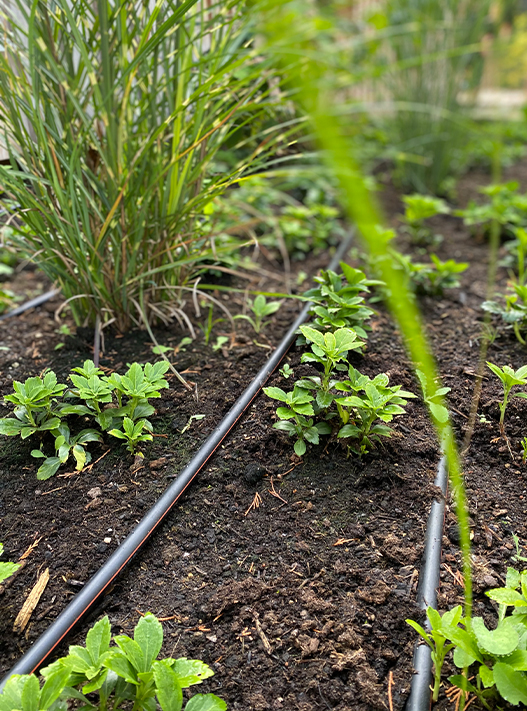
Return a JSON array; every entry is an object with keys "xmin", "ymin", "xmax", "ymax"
[
  {"xmin": 152, "ymin": 660, "xmax": 183, "ymax": 711},
  {"xmin": 472, "ymin": 617, "xmax": 519, "ymax": 656},
  {"xmin": 37, "ymin": 458, "xmax": 62, "ymax": 481},
  {"xmin": 20, "ymin": 674, "xmax": 39, "ymax": 711},
  {"xmin": 494, "ymin": 662, "xmax": 527, "ymax": 705},
  {"xmin": 40, "ymin": 661, "xmax": 72, "ymax": 709},
  {"xmin": 294, "ymin": 439, "xmax": 306, "ymax": 456},
  {"xmin": 134, "ymin": 613, "xmax": 163, "ymax": 669},
  {"xmin": 86, "ymin": 616, "xmax": 112, "ymax": 665},
  {"xmin": 184, "ymin": 694, "xmax": 227, "ymax": 711}
]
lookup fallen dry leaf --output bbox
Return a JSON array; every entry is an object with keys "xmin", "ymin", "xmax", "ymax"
[{"xmin": 14, "ymin": 568, "xmax": 49, "ymax": 633}]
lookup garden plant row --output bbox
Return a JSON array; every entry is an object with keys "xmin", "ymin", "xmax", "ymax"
[{"xmin": 2, "ymin": 161, "xmax": 527, "ymax": 709}]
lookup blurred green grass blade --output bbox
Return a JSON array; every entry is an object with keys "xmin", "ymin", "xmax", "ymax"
[{"xmin": 259, "ymin": 0, "xmax": 472, "ymax": 616}]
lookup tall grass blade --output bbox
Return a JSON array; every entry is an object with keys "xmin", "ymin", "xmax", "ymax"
[
  {"xmin": 259, "ymin": 0, "xmax": 473, "ymax": 616},
  {"xmin": 0, "ymin": 0, "xmax": 291, "ymax": 331}
]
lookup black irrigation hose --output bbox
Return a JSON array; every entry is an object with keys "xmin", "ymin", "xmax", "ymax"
[
  {"xmin": 0, "ymin": 233, "xmax": 355, "ymax": 688},
  {"xmin": 0, "ymin": 289, "xmax": 60, "ymax": 321},
  {"xmin": 405, "ymin": 455, "xmax": 449, "ymax": 711}
]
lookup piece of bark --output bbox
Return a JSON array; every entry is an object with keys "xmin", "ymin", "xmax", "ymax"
[{"xmin": 13, "ymin": 568, "xmax": 49, "ymax": 633}]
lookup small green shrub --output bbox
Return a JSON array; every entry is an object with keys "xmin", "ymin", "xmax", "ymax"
[
  {"xmin": 0, "ymin": 613, "xmax": 226, "ymax": 711},
  {"xmin": 407, "ymin": 568, "xmax": 527, "ymax": 709},
  {"xmin": 401, "ymin": 194, "xmax": 450, "ymax": 245},
  {"xmin": 264, "ymin": 326, "xmax": 414, "ymax": 458},
  {"xmin": 302, "ymin": 263, "xmax": 380, "ymax": 339},
  {"xmin": 0, "ymin": 360, "xmax": 170, "ymax": 478},
  {"xmin": 486, "ymin": 362, "xmax": 527, "ymax": 432},
  {"xmin": 455, "ymin": 182, "xmax": 527, "ymax": 238},
  {"xmin": 334, "ymin": 367, "xmax": 415, "ymax": 456},
  {"xmin": 483, "ymin": 284, "xmax": 527, "ymax": 345}
]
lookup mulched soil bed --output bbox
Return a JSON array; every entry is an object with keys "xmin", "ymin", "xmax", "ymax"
[{"xmin": 2, "ymin": 161, "xmax": 527, "ymax": 710}]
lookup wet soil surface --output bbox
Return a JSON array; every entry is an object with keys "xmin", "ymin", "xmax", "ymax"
[{"xmin": 2, "ymin": 163, "xmax": 527, "ymax": 710}]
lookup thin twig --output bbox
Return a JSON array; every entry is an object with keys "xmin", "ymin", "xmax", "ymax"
[
  {"xmin": 388, "ymin": 671, "xmax": 394, "ymax": 711},
  {"xmin": 244, "ymin": 492, "xmax": 263, "ymax": 517},
  {"xmin": 268, "ymin": 476, "xmax": 287, "ymax": 504}
]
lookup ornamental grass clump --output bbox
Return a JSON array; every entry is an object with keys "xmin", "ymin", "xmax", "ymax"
[{"xmin": 0, "ymin": 0, "xmax": 284, "ymax": 332}]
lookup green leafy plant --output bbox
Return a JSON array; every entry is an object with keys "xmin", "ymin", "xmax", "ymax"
[
  {"xmin": 406, "ymin": 606, "xmax": 460, "ymax": 702},
  {"xmin": 455, "ymin": 182, "xmax": 527, "ymax": 238},
  {"xmin": 263, "ymin": 384, "xmax": 331, "ymax": 456},
  {"xmin": 0, "ymin": 0, "xmax": 286, "ymax": 333},
  {"xmin": 423, "ymin": 254, "xmax": 469, "ymax": 295},
  {"xmin": 67, "ymin": 362, "xmax": 115, "ymax": 430},
  {"xmin": 366, "ymin": 233, "xmax": 467, "ymax": 298},
  {"xmin": 279, "ymin": 363, "xmax": 294, "ymax": 379},
  {"xmin": 334, "ymin": 367, "xmax": 415, "ymax": 456},
  {"xmin": 0, "ymin": 543, "xmax": 20, "ymax": 586},
  {"xmin": 416, "ymin": 369, "xmax": 451, "ymax": 424},
  {"xmin": 277, "ymin": 203, "xmax": 343, "ymax": 260},
  {"xmin": 0, "ymin": 360, "xmax": 171, "ymax": 477},
  {"xmin": 0, "ymin": 372, "xmax": 66, "ymax": 438},
  {"xmin": 401, "ymin": 194, "xmax": 450, "ymax": 245},
  {"xmin": 486, "ymin": 362, "xmax": 527, "ymax": 433},
  {"xmin": 104, "ymin": 361, "xmax": 170, "ymax": 425},
  {"xmin": 296, "ymin": 325, "xmax": 364, "ymax": 410},
  {"xmin": 0, "ymin": 613, "xmax": 226, "ymax": 711},
  {"xmin": 108, "ymin": 417, "xmax": 153, "ymax": 455},
  {"xmin": 212, "ymin": 336, "xmax": 229, "ymax": 352},
  {"xmin": 301, "ymin": 263, "xmax": 380, "ymax": 339},
  {"xmin": 234, "ymin": 294, "xmax": 281, "ymax": 334},
  {"xmin": 483, "ymin": 282, "xmax": 527, "ymax": 345},
  {"xmin": 521, "ymin": 437, "xmax": 527, "ymax": 463},
  {"xmin": 393, "ymin": 252, "xmax": 468, "ymax": 296},
  {"xmin": 408, "ymin": 569, "xmax": 527, "ymax": 709},
  {"xmin": 31, "ymin": 422, "xmax": 102, "ymax": 480}
]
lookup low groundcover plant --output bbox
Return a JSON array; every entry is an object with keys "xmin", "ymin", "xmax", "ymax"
[
  {"xmin": 0, "ymin": 543, "xmax": 20, "ymax": 586},
  {"xmin": 0, "ymin": 360, "xmax": 170, "ymax": 479},
  {"xmin": 264, "ymin": 325, "xmax": 414, "ymax": 458},
  {"xmin": 0, "ymin": 613, "xmax": 226, "ymax": 711},
  {"xmin": 407, "ymin": 567, "xmax": 527, "ymax": 708}
]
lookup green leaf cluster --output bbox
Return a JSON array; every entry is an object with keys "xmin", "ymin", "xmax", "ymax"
[
  {"xmin": 334, "ymin": 366, "xmax": 415, "ymax": 456},
  {"xmin": 0, "ymin": 360, "xmax": 170, "ymax": 478},
  {"xmin": 264, "ymin": 326, "xmax": 414, "ymax": 458},
  {"xmin": 455, "ymin": 182, "xmax": 527, "ymax": 237},
  {"xmin": 391, "ymin": 251, "xmax": 468, "ymax": 297},
  {"xmin": 483, "ymin": 283, "xmax": 527, "ymax": 345},
  {"xmin": 302, "ymin": 263, "xmax": 381, "ymax": 339},
  {"xmin": 0, "ymin": 613, "xmax": 225, "ymax": 711},
  {"xmin": 408, "ymin": 568, "xmax": 527, "ymax": 708},
  {"xmin": 262, "ymin": 384, "xmax": 331, "ymax": 457},
  {"xmin": 233, "ymin": 294, "xmax": 281, "ymax": 334},
  {"xmin": 402, "ymin": 194, "xmax": 450, "ymax": 245},
  {"xmin": 486, "ymin": 362, "xmax": 527, "ymax": 429},
  {"xmin": 365, "ymin": 231, "xmax": 468, "ymax": 298}
]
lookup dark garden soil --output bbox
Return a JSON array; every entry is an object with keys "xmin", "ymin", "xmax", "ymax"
[{"xmin": 2, "ymin": 163, "xmax": 527, "ymax": 710}]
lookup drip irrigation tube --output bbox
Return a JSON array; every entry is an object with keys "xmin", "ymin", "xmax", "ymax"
[
  {"xmin": 1, "ymin": 233, "xmax": 355, "ymax": 687},
  {"xmin": 0, "ymin": 289, "xmax": 60, "ymax": 321},
  {"xmin": 405, "ymin": 455, "xmax": 449, "ymax": 711}
]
